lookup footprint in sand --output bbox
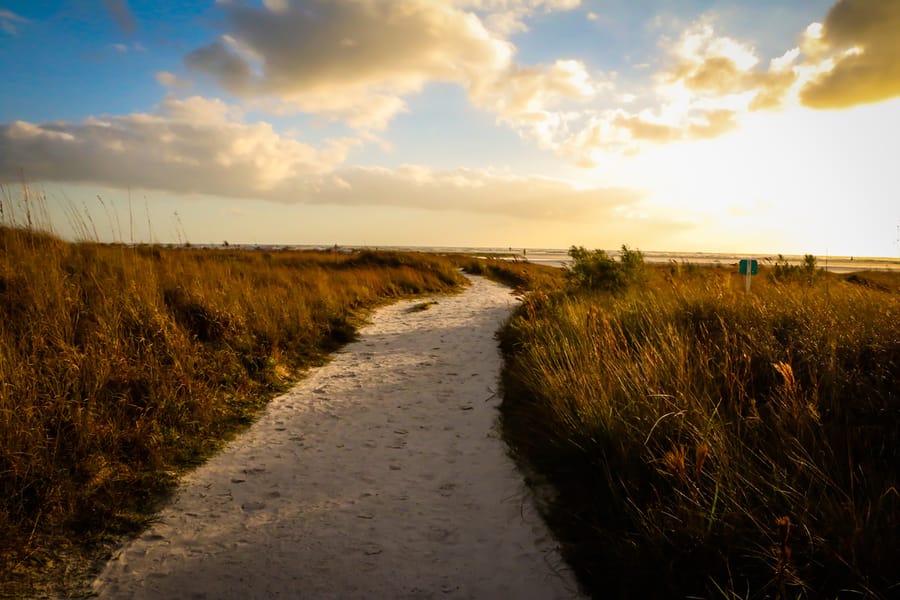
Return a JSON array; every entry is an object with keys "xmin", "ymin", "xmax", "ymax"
[{"xmin": 438, "ymin": 483, "xmax": 456, "ymax": 497}]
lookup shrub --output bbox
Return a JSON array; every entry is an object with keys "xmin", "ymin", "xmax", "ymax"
[
  {"xmin": 771, "ymin": 253, "xmax": 822, "ymax": 282},
  {"xmin": 565, "ymin": 244, "xmax": 645, "ymax": 291}
]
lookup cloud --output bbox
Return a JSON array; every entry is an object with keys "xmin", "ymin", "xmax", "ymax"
[
  {"xmin": 799, "ymin": 0, "xmax": 900, "ymax": 109},
  {"xmin": 185, "ymin": 0, "xmax": 516, "ymax": 129},
  {"xmin": 655, "ymin": 2, "xmax": 900, "ymax": 114},
  {"xmin": 579, "ymin": 0, "xmax": 899, "ymax": 158},
  {"xmin": 469, "ymin": 58, "xmax": 605, "ymax": 149},
  {"xmin": 314, "ymin": 166, "xmax": 640, "ymax": 221},
  {"xmin": 561, "ymin": 0, "xmax": 900, "ymax": 161},
  {"xmin": 173, "ymin": 0, "xmax": 624, "ymax": 164},
  {"xmin": 454, "ymin": 0, "xmax": 579, "ymax": 9},
  {"xmin": 169, "ymin": 0, "xmax": 899, "ymax": 168},
  {"xmin": 457, "ymin": 0, "xmax": 581, "ymax": 34},
  {"xmin": 0, "ymin": 9, "xmax": 28, "ymax": 36},
  {"xmin": 107, "ymin": 41, "xmax": 147, "ymax": 55},
  {"xmin": 545, "ymin": 18, "xmax": 806, "ymax": 163},
  {"xmin": 102, "ymin": 0, "xmax": 138, "ymax": 34},
  {"xmin": 0, "ymin": 97, "xmax": 352, "ymax": 198},
  {"xmin": 184, "ymin": 0, "xmax": 597, "ymax": 132},
  {"xmin": 156, "ymin": 71, "xmax": 193, "ymax": 91},
  {"xmin": 465, "ymin": 15, "xmax": 799, "ymax": 163},
  {"xmin": 660, "ymin": 22, "xmax": 799, "ymax": 112},
  {"xmin": 0, "ymin": 99, "xmax": 642, "ymax": 222},
  {"xmin": 611, "ymin": 108, "xmax": 738, "ymax": 143}
]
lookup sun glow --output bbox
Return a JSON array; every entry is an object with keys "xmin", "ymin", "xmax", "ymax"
[{"xmin": 578, "ymin": 98, "xmax": 900, "ymax": 255}]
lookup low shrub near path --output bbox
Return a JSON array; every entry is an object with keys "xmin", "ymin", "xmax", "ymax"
[
  {"xmin": 498, "ymin": 248, "xmax": 900, "ymax": 598},
  {"xmin": 0, "ymin": 226, "xmax": 463, "ymax": 595}
]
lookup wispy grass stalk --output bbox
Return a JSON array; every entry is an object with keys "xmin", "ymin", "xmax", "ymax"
[{"xmin": 499, "ymin": 259, "xmax": 900, "ymax": 598}]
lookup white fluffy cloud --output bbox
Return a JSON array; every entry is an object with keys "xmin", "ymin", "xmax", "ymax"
[
  {"xmin": 15, "ymin": 0, "xmax": 897, "ymax": 187},
  {"xmin": 659, "ymin": 22, "xmax": 799, "ymax": 111},
  {"xmin": 185, "ymin": 0, "xmax": 516, "ymax": 129},
  {"xmin": 469, "ymin": 59, "xmax": 605, "ymax": 148},
  {"xmin": 178, "ymin": 0, "xmax": 786, "ymax": 163},
  {"xmin": 0, "ymin": 96, "xmax": 641, "ymax": 222},
  {"xmin": 155, "ymin": 71, "xmax": 193, "ymax": 91},
  {"xmin": 183, "ymin": 0, "xmax": 599, "ymax": 133},
  {"xmin": 480, "ymin": 0, "xmax": 900, "ymax": 163},
  {"xmin": 0, "ymin": 97, "xmax": 353, "ymax": 197}
]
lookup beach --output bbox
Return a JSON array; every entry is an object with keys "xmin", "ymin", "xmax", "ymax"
[{"xmin": 91, "ymin": 275, "xmax": 581, "ymax": 599}]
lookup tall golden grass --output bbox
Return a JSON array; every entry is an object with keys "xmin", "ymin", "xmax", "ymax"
[
  {"xmin": 0, "ymin": 224, "xmax": 464, "ymax": 594},
  {"xmin": 499, "ymin": 261, "xmax": 900, "ymax": 598},
  {"xmin": 458, "ymin": 256, "xmax": 564, "ymax": 292}
]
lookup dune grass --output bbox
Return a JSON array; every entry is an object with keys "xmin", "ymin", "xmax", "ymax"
[
  {"xmin": 0, "ymin": 225, "xmax": 464, "ymax": 595},
  {"xmin": 498, "ymin": 254, "xmax": 900, "ymax": 598},
  {"xmin": 456, "ymin": 255, "xmax": 564, "ymax": 292}
]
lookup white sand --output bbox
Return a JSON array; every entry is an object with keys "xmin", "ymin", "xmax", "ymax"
[{"xmin": 91, "ymin": 275, "xmax": 582, "ymax": 599}]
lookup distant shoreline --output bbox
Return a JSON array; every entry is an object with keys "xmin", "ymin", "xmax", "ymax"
[
  {"xmin": 154, "ymin": 243, "xmax": 900, "ymax": 273},
  {"xmin": 505, "ymin": 251, "xmax": 900, "ymax": 274}
]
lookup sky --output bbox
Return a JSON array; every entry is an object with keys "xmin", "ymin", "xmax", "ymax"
[{"xmin": 0, "ymin": 0, "xmax": 898, "ymax": 256}]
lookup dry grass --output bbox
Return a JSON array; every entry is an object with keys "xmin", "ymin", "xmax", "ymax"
[
  {"xmin": 499, "ymin": 261, "xmax": 900, "ymax": 598},
  {"xmin": 0, "ymin": 225, "xmax": 464, "ymax": 596},
  {"xmin": 455, "ymin": 255, "xmax": 564, "ymax": 292}
]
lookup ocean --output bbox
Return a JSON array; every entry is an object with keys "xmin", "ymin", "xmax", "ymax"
[{"xmin": 210, "ymin": 244, "xmax": 900, "ymax": 274}]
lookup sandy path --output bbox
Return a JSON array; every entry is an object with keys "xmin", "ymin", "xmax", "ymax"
[{"xmin": 91, "ymin": 275, "xmax": 581, "ymax": 599}]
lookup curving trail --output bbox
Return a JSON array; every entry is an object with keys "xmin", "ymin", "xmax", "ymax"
[{"xmin": 92, "ymin": 276, "xmax": 581, "ymax": 599}]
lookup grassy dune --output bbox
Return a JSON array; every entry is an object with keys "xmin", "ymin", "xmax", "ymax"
[
  {"xmin": 458, "ymin": 255, "xmax": 564, "ymax": 292},
  {"xmin": 0, "ymin": 226, "xmax": 464, "ymax": 594},
  {"xmin": 498, "ymin": 255, "xmax": 900, "ymax": 598},
  {"xmin": 4, "ymin": 224, "xmax": 896, "ymax": 598}
]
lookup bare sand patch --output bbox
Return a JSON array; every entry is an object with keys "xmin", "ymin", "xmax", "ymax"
[{"xmin": 92, "ymin": 275, "xmax": 581, "ymax": 599}]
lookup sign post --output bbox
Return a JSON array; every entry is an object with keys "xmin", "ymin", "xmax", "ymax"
[{"xmin": 739, "ymin": 259, "xmax": 758, "ymax": 292}]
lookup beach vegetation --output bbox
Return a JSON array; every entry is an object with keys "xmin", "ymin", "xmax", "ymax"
[
  {"xmin": 0, "ymin": 224, "xmax": 464, "ymax": 596},
  {"xmin": 457, "ymin": 256, "xmax": 564, "ymax": 292},
  {"xmin": 565, "ymin": 244, "xmax": 646, "ymax": 291},
  {"xmin": 499, "ymin": 253, "xmax": 900, "ymax": 598},
  {"xmin": 771, "ymin": 253, "xmax": 823, "ymax": 283}
]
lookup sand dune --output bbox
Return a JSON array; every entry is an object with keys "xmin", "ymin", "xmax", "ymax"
[{"xmin": 91, "ymin": 275, "xmax": 581, "ymax": 599}]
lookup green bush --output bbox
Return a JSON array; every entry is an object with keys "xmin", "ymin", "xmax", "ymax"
[
  {"xmin": 771, "ymin": 253, "xmax": 822, "ymax": 282},
  {"xmin": 565, "ymin": 244, "xmax": 645, "ymax": 291}
]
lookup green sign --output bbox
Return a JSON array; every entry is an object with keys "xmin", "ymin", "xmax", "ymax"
[{"xmin": 739, "ymin": 259, "xmax": 759, "ymax": 275}]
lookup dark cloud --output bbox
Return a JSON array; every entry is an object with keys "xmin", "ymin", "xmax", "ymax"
[
  {"xmin": 102, "ymin": 0, "xmax": 137, "ymax": 34},
  {"xmin": 185, "ymin": 41, "xmax": 254, "ymax": 94},
  {"xmin": 800, "ymin": 0, "xmax": 900, "ymax": 109},
  {"xmin": 182, "ymin": 0, "xmax": 515, "ymax": 128}
]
